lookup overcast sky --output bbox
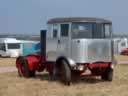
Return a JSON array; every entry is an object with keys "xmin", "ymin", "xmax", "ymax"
[{"xmin": 0, "ymin": 0, "xmax": 127, "ymax": 35}]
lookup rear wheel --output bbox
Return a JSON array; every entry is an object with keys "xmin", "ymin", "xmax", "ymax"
[
  {"xmin": 60, "ymin": 60, "xmax": 71, "ymax": 85},
  {"xmin": 17, "ymin": 57, "xmax": 35, "ymax": 78},
  {"xmin": 101, "ymin": 68, "xmax": 113, "ymax": 81}
]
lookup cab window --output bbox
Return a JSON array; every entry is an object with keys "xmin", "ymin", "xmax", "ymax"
[
  {"xmin": 104, "ymin": 24, "xmax": 111, "ymax": 38},
  {"xmin": 61, "ymin": 24, "xmax": 69, "ymax": 37},
  {"xmin": 53, "ymin": 24, "xmax": 59, "ymax": 38}
]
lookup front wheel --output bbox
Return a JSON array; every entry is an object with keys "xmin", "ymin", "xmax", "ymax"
[{"xmin": 60, "ymin": 60, "xmax": 71, "ymax": 85}]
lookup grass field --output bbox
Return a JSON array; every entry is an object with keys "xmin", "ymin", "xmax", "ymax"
[
  {"xmin": 114, "ymin": 55, "xmax": 128, "ymax": 62},
  {"xmin": 0, "ymin": 58, "xmax": 16, "ymax": 67},
  {"xmin": 0, "ymin": 56, "xmax": 128, "ymax": 96}
]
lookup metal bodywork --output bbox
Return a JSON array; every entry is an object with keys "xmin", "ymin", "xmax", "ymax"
[
  {"xmin": 46, "ymin": 38, "xmax": 70, "ymax": 61},
  {"xmin": 47, "ymin": 17, "xmax": 112, "ymax": 24},
  {"xmin": 46, "ymin": 17, "xmax": 113, "ymax": 65},
  {"xmin": 46, "ymin": 38, "xmax": 112, "ymax": 63},
  {"xmin": 71, "ymin": 39, "xmax": 112, "ymax": 63}
]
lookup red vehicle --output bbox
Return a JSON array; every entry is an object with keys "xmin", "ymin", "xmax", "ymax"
[
  {"xmin": 16, "ymin": 17, "xmax": 115, "ymax": 85},
  {"xmin": 120, "ymin": 48, "xmax": 128, "ymax": 55}
]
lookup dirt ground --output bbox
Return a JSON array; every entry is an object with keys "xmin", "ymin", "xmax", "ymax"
[{"xmin": 0, "ymin": 56, "xmax": 128, "ymax": 96}]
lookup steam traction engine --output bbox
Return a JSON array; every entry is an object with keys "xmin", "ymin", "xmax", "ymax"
[{"xmin": 16, "ymin": 17, "xmax": 115, "ymax": 85}]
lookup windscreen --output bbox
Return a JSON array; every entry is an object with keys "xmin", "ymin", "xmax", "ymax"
[
  {"xmin": 71, "ymin": 22, "xmax": 112, "ymax": 39},
  {"xmin": 7, "ymin": 43, "xmax": 20, "ymax": 49}
]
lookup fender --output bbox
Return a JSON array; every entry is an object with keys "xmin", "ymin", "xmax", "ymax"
[
  {"xmin": 26, "ymin": 54, "xmax": 41, "ymax": 71},
  {"xmin": 16, "ymin": 54, "xmax": 41, "ymax": 71},
  {"xmin": 110, "ymin": 58, "xmax": 117, "ymax": 69},
  {"xmin": 56, "ymin": 56, "xmax": 76, "ymax": 69}
]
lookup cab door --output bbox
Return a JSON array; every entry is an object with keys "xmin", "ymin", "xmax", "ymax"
[
  {"xmin": 46, "ymin": 24, "xmax": 60, "ymax": 61},
  {"xmin": 57, "ymin": 24, "xmax": 71, "ymax": 57}
]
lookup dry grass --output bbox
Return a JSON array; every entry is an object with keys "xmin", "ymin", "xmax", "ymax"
[
  {"xmin": 114, "ymin": 55, "xmax": 128, "ymax": 62},
  {"xmin": 0, "ymin": 58, "xmax": 16, "ymax": 67},
  {"xmin": 0, "ymin": 58, "xmax": 128, "ymax": 96}
]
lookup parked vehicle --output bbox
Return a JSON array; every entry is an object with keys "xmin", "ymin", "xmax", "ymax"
[
  {"xmin": 16, "ymin": 17, "xmax": 115, "ymax": 85},
  {"xmin": 119, "ymin": 38, "xmax": 128, "ymax": 55},
  {"xmin": 113, "ymin": 38, "xmax": 128, "ymax": 55},
  {"xmin": 20, "ymin": 40, "xmax": 40, "ymax": 56},
  {"xmin": 120, "ymin": 48, "xmax": 128, "ymax": 55},
  {"xmin": 0, "ymin": 38, "xmax": 22, "ymax": 57}
]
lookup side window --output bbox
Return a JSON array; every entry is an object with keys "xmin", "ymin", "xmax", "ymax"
[
  {"xmin": 104, "ymin": 24, "xmax": 111, "ymax": 38},
  {"xmin": 7, "ymin": 43, "xmax": 20, "ymax": 49},
  {"xmin": 61, "ymin": 24, "xmax": 69, "ymax": 37},
  {"xmin": 53, "ymin": 29, "xmax": 58, "ymax": 38},
  {"xmin": 121, "ymin": 42, "xmax": 126, "ymax": 47},
  {"xmin": 0, "ymin": 43, "xmax": 6, "ymax": 51},
  {"xmin": 93, "ymin": 24, "xmax": 104, "ymax": 38},
  {"xmin": 53, "ymin": 24, "xmax": 58, "ymax": 38}
]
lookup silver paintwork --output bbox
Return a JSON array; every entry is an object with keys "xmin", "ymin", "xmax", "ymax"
[
  {"xmin": 46, "ymin": 38, "xmax": 70, "ymax": 61},
  {"xmin": 46, "ymin": 20, "xmax": 113, "ymax": 65},
  {"xmin": 46, "ymin": 38, "xmax": 112, "ymax": 64},
  {"xmin": 46, "ymin": 38, "xmax": 58, "ymax": 61},
  {"xmin": 71, "ymin": 39, "xmax": 112, "ymax": 63}
]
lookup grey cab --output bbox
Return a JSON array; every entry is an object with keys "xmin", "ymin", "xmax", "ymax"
[{"xmin": 46, "ymin": 17, "xmax": 113, "ymax": 64}]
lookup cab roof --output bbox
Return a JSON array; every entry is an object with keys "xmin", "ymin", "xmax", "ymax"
[{"xmin": 47, "ymin": 17, "xmax": 112, "ymax": 24}]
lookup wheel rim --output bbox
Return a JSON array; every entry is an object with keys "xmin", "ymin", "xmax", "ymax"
[{"xmin": 18, "ymin": 60, "xmax": 26, "ymax": 77}]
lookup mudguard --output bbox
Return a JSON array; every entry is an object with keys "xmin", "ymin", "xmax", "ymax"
[
  {"xmin": 56, "ymin": 56, "xmax": 76, "ymax": 69},
  {"xmin": 16, "ymin": 54, "xmax": 41, "ymax": 71}
]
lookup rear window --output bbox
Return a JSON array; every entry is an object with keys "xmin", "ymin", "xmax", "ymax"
[{"xmin": 7, "ymin": 43, "xmax": 20, "ymax": 49}]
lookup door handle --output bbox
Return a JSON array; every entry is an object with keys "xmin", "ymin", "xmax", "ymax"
[
  {"xmin": 58, "ymin": 40, "xmax": 61, "ymax": 44},
  {"xmin": 77, "ymin": 40, "xmax": 80, "ymax": 43}
]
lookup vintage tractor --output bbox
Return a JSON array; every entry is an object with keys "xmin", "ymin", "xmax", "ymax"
[{"xmin": 16, "ymin": 17, "xmax": 115, "ymax": 85}]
